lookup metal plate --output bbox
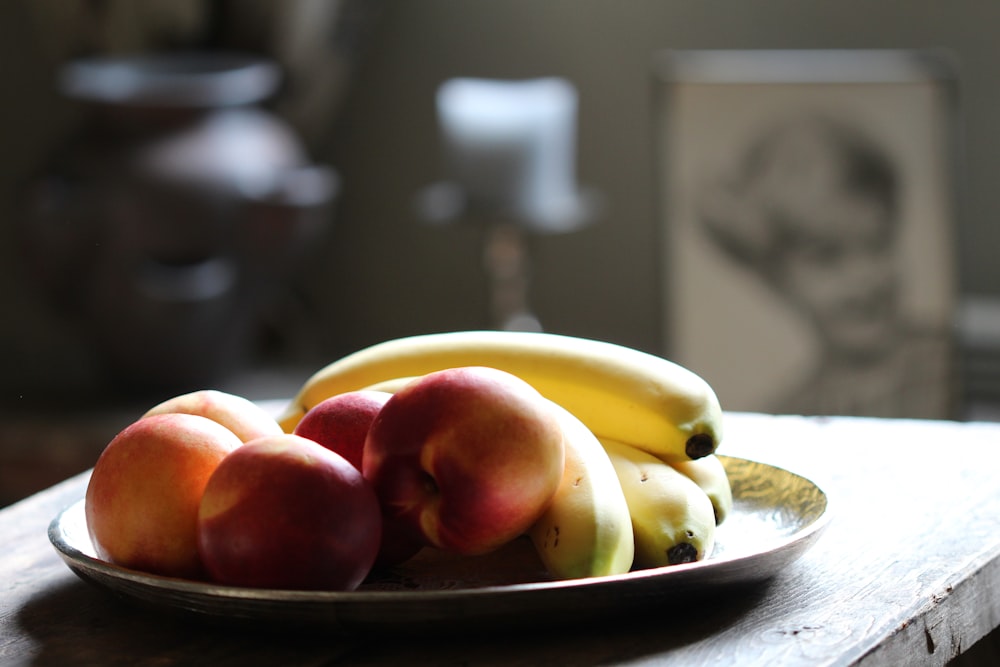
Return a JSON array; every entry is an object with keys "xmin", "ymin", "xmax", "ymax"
[{"xmin": 48, "ymin": 456, "xmax": 830, "ymax": 634}]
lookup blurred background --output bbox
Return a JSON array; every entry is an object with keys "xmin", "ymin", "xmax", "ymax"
[{"xmin": 3, "ymin": 0, "xmax": 1000, "ymax": 506}]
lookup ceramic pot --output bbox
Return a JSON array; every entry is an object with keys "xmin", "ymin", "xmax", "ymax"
[{"xmin": 20, "ymin": 52, "xmax": 338, "ymax": 392}]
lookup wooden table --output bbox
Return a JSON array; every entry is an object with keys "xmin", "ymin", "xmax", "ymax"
[{"xmin": 3, "ymin": 411, "xmax": 1000, "ymax": 666}]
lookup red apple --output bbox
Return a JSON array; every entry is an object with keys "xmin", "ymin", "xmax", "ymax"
[
  {"xmin": 363, "ymin": 366, "xmax": 565, "ymax": 556},
  {"xmin": 85, "ymin": 413, "xmax": 242, "ymax": 578},
  {"xmin": 292, "ymin": 390, "xmax": 391, "ymax": 470},
  {"xmin": 144, "ymin": 389, "xmax": 282, "ymax": 442},
  {"xmin": 197, "ymin": 433, "xmax": 382, "ymax": 591}
]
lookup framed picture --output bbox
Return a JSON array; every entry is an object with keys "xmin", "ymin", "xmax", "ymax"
[{"xmin": 654, "ymin": 50, "xmax": 961, "ymax": 418}]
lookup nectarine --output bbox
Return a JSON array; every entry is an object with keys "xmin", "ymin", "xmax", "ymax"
[
  {"xmin": 292, "ymin": 390, "xmax": 391, "ymax": 470},
  {"xmin": 291, "ymin": 390, "xmax": 423, "ymax": 568},
  {"xmin": 197, "ymin": 434, "xmax": 382, "ymax": 591},
  {"xmin": 144, "ymin": 389, "xmax": 282, "ymax": 442},
  {"xmin": 85, "ymin": 413, "xmax": 242, "ymax": 578},
  {"xmin": 363, "ymin": 366, "xmax": 565, "ymax": 556}
]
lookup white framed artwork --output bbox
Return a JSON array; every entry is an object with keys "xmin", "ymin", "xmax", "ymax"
[{"xmin": 655, "ymin": 50, "xmax": 961, "ymax": 418}]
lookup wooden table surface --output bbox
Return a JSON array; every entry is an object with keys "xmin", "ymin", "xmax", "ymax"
[{"xmin": 3, "ymin": 411, "xmax": 1000, "ymax": 666}]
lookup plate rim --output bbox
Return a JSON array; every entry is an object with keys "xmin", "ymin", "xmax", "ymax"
[{"xmin": 48, "ymin": 455, "xmax": 832, "ymax": 604}]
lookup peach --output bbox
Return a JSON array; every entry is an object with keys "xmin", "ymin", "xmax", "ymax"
[
  {"xmin": 85, "ymin": 413, "xmax": 242, "ymax": 578},
  {"xmin": 292, "ymin": 390, "xmax": 391, "ymax": 470},
  {"xmin": 144, "ymin": 389, "xmax": 282, "ymax": 442},
  {"xmin": 363, "ymin": 366, "xmax": 565, "ymax": 556},
  {"xmin": 197, "ymin": 434, "xmax": 382, "ymax": 591}
]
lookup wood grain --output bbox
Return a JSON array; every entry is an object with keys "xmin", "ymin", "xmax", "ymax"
[{"xmin": 3, "ymin": 413, "xmax": 1000, "ymax": 665}]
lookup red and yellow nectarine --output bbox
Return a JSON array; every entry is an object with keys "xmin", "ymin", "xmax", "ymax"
[
  {"xmin": 85, "ymin": 413, "xmax": 242, "ymax": 578},
  {"xmin": 197, "ymin": 434, "xmax": 382, "ymax": 591},
  {"xmin": 292, "ymin": 390, "xmax": 391, "ymax": 470},
  {"xmin": 363, "ymin": 366, "xmax": 565, "ymax": 556},
  {"xmin": 144, "ymin": 389, "xmax": 282, "ymax": 443}
]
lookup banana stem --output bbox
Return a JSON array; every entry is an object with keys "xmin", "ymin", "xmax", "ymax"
[{"xmin": 686, "ymin": 433, "xmax": 716, "ymax": 460}]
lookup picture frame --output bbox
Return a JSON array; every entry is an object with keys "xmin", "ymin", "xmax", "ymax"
[{"xmin": 654, "ymin": 49, "xmax": 962, "ymax": 418}]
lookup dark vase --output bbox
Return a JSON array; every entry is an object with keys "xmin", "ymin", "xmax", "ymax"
[{"xmin": 20, "ymin": 51, "xmax": 338, "ymax": 394}]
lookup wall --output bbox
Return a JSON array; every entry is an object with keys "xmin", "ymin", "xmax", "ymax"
[
  {"xmin": 3, "ymin": 1, "xmax": 1000, "ymax": 410},
  {"xmin": 313, "ymin": 0, "xmax": 1000, "ymax": 360}
]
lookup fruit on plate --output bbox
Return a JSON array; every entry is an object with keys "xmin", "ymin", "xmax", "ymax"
[
  {"xmin": 601, "ymin": 437, "xmax": 717, "ymax": 568},
  {"xmin": 292, "ymin": 390, "xmax": 392, "ymax": 470},
  {"xmin": 197, "ymin": 434, "xmax": 382, "ymax": 591},
  {"xmin": 668, "ymin": 454, "xmax": 734, "ymax": 525},
  {"xmin": 363, "ymin": 366, "xmax": 565, "ymax": 556},
  {"xmin": 278, "ymin": 330, "xmax": 722, "ymax": 463},
  {"xmin": 527, "ymin": 401, "xmax": 635, "ymax": 579},
  {"xmin": 290, "ymin": 388, "xmax": 422, "ymax": 569},
  {"xmin": 145, "ymin": 389, "xmax": 283, "ymax": 442},
  {"xmin": 85, "ymin": 413, "xmax": 242, "ymax": 578}
]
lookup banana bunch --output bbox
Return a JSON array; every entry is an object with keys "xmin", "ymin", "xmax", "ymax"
[
  {"xmin": 280, "ymin": 330, "xmax": 723, "ymax": 463},
  {"xmin": 281, "ymin": 330, "xmax": 733, "ymax": 580},
  {"xmin": 602, "ymin": 438, "xmax": 726, "ymax": 568}
]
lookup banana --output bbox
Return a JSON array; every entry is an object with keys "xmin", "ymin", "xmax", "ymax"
[
  {"xmin": 278, "ymin": 330, "xmax": 723, "ymax": 462},
  {"xmin": 667, "ymin": 455, "xmax": 733, "ymax": 525},
  {"xmin": 528, "ymin": 403, "xmax": 634, "ymax": 579},
  {"xmin": 601, "ymin": 437, "xmax": 716, "ymax": 569},
  {"xmin": 359, "ymin": 376, "xmax": 419, "ymax": 394}
]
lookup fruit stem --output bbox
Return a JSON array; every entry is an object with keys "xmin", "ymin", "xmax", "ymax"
[
  {"xmin": 685, "ymin": 433, "xmax": 715, "ymax": 460},
  {"xmin": 667, "ymin": 542, "xmax": 698, "ymax": 565}
]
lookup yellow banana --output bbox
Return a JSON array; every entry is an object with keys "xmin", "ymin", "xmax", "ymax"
[
  {"xmin": 278, "ymin": 330, "xmax": 723, "ymax": 462},
  {"xmin": 359, "ymin": 376, "xmax": 419, "ymax": 394},
  {"xmin": 528, "ymin": 403, "xmax": 634, "ymax": 579},
  {"xmin": 601, "ymin": 437, "xmax": 716, "ymax": 569},
  {"xmin": 667, "ymin": 454, "xmax": 733, "ymax": 525}
]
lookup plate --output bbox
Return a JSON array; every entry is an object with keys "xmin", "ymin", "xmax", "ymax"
[{"xmin": 48, "ymin": 456, "xmax": 830, "ymax": 634}]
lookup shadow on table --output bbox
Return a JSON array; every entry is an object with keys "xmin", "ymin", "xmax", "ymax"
[
  {"xmin": 15, "ymin": 578, "xmax": 354, "ymax": 666},
  {"xmin": 17, "ymin": 575, "xmax": 773, "ymax": 665},
  {"xmin": 951, "ymin": 630, "xmax": 1000, "ymax": 667}
]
